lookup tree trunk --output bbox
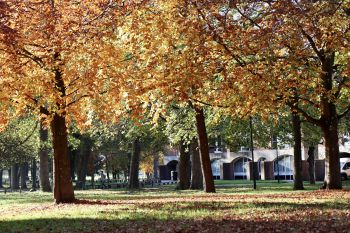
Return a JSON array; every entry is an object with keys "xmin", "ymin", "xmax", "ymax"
[
  {"xmin": 322, "ymin": 118, "xmax": 342, "ymax": 189},
  {"xmin": 292, "ymin": 112, "xmax": 304, "ymax": 190},
  {"xmin": 190, "ymin": 139, "xmax": 203, "ymax": 189},
  {"xmin": 177, "ymin": 140, "xmax": 191, "ymax": 190},
  {"xmin": 76, "ymin": 136, "xmax": 92, "ymax": 190},
  {"xmin": 39, "ymin": 123, "xmax": 52, "ymax": 192},
  {"xmin": 194, "ymin": 106, "xmax": 215, "ymax": 193},
  {"xmin": 91, "ymin": 173, "xmax": 95, "ymax": 188},
  {"xmin": 319, "ymin": 53, "xmax": 341, "ymax": 189},
  {"xmin": 11, "ymin": 164, "xmax": 19, "ymax": 190},
  {"xmin": 0, "ymin": 169, "xmax": 3, "ymax": 188},
  {"xmin": 31, "ymin": 159, "xmax": 37, "ymax": 190},
  {"xmin": 128, "ymin": 138, "xmax": 141, "ymax": 190},
  {"xmin": 50, "ymin": 113, "xmax": 75, "ymax": 203},
  {"xmin": 153, "ymin": 155, "xmax": 159, "ymax": 180},
  {"xmin": 20, "ymin": 162, "xmax": 28, "ymax": 189},
  {"xmin": 307, "ymin": 146, "xmax": 316, "ymax": 185},
  {"xmin": 69, "ymin": 148, "xmax": 76, "ymax": 181},
  {"xmin": 106, "ymin": 156, "xmax": 111, "ymax": 185}
]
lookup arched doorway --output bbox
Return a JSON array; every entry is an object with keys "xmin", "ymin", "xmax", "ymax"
[
  {"xmin": 167, "ymin": 160, "xmax": 178, "ymax": 181},
  {"xmin": 233, "ymin": 157, "xmax": 251, "ymax": 180},
  {"xmin": 274, "ymin": 155, "xmax": 293, "ymax": 180}
]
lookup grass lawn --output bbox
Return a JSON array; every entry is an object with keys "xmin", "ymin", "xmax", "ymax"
[{"xmin": 0, "ymin": 180, "xmax": 350, "ymax": 233}]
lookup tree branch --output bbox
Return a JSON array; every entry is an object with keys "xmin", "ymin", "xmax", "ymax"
[{"xmin": 299, "ymin": 28, "xmax": 325, "ymax": 63}]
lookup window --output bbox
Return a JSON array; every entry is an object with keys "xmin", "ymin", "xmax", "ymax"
[{"xmin": 344, "ymin": 162, "xmax": 350, "ymax": 170}]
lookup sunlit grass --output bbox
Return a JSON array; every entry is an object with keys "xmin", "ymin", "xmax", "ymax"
[{"xmin": 0, "ymin": 180, "xmax": 349, "ymax": 232}]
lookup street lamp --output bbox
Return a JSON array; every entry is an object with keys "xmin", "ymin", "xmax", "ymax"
[
  {"xmin": 273, "ymin": 136, "xmax": 280, "ymax": 183},
  {"xmin": 249, "ymin": 117, "xmax": 257, "ymax": 190}
]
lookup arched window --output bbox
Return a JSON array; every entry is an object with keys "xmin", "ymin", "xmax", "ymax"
[
  {"xmin": 233, "ymin": 157, "xmax": 251, "ymax": 180},
  {"xmin": 211, "ymin": 159, "xmax": 220, "ymax": 180},
  {"xmin": 274, "ymin": 155, "xmax": 293, "ymax": 180}
]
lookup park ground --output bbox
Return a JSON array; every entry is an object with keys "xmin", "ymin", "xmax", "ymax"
[{"xmin": 1, "ymin": 180, "xmax": 350, "ymax": 233}]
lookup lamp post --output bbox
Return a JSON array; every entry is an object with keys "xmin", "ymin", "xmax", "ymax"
[
  {"xmin": 249, "ymin": 117, "xmax": 257, "ymax": 190},
  {"xmin": 274, "ymin": 137, "xmax": 280, "ymax": 183}
]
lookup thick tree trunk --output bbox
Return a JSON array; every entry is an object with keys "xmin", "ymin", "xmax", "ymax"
[
  {"xmin": 11, "ymin": 164, "xmax": 19, "ymax": 190},
  {"xmin": 319, "ymin": 53, "xmax": 341, "ymax": 189},
  {"xmin": 177, "ymin": 141, "xmax": 191, "ymax": 190},
  {"xmin": 50, "ymin": 113, "xmax": 75, "ymax": 203},
  {"xmin": 76, "ymin": 136, "xmax": 92, "ymax": 190},
  {"xmin": 0, "ymin": 169, "xmax": 3, "ymax": 188},
  {"xmin": 190, "ymin": 139, "xmax": 203, "ymax": 189},
  {"xmin": 31, "ymin": 159, "xmax": 37, "ymax": 190},
  {"xmin": 20, "ymin": 162, "xmax": 28, "ymax": 189},
  {"xmin": 292, "ymin": 112, "xmax": 304, "ymax": 190},
  {"xmin": 307, "ymin": 146, "xmax": 316, "ymax": 185},
  {"xmin": 39, "ymin": 123, "xmax": 52, "ymax": 192},
  {"xmin": 322, "ymin": 119, "xmax": 342, "ymax": 189},
  {"xmin": 194, "ymin": 106, "xmax": 215, "ymax": 193},
  {"xmin": 128, "ymin": 138, "xmax": 141, "ymax": 190}
]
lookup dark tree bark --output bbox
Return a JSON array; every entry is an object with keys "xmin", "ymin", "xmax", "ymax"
[
  {"xmin": 319, "ymin": 55, "xmax": 341, "ymax": 189},
  {"xmin": 106, "ymin": 157, "xmax": 111, "ymax": 184},
  {"xmin": 307, "ymin": 146, "xmax": 316, "ymax": 185},
  {"xmin": 31, "ymin": 159, "xmax": 37, "ymax": 190},
  {"xmin": 69, "ymin": 148, "xmax": 76, "ymax": 181},
  {"xmin": 0, "ymin": 170, "xmax": 3, "ymax": 188},
  {"xmin": 39, "ymin": 123, "xmax": 51, "ymax": 192},
  {"xmin": 75, "ymin": 136, "xmax": 93, "ymax": 190},
  {"xmin": 190, "ymin": 139, "xmax": 203, "ymax": 189},
  {"xmin": 50, "ymin": 113, "xmax": 75, "ymax": 203},
  {"xmin": 193, "ymin": 106, "xmax": 215, "ymax": 193},
  {"xmin": 177, "ymin": 141, "xmax": 191, "ymax": 190},
  {"xmin": 292, "ymin": 112, "xmax": 304, "ymax": 190},
  {"xmin": 321, "ymin": 116, "xmax": 341, "ymax": 189},
  {"xmin": 293, "ymin": 53, "xmax": 342, "ymax": 189},
  {"xmin": 128, "ymin": 138, "xmax": 141, "ymax": 190},
  {"xmin": 20, "ymin": 162, "xmax": 28, "ymax": 189},
  {"xmin": 11, "ymin": 164, "xmax": 19, "ymax": 190},
  {"xmin": 153, "ymin": 155, "xmax": 159, "ymax": 180},
  {"xmin": 91, "ymin": 173, "xmax": 95, "ymax": 188}
]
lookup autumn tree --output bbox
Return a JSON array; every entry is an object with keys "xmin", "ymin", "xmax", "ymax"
[
  {"xmin": 126, "ymin": 1, "xmax": 225, "ymax": 192},
  {"xmin": 0, "ymin": 1, "xmax": 136, "ymax": 203},
  {"xmin": 191, "ymin": 0, "xmax": 350, "ymax": 189}
]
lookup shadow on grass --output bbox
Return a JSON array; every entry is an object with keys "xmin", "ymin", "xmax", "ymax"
[
  {"xmin": 130, "ymin": 200, "xmax": 350, "ymax": 212},
  {"xmin": 1, "ymin": 215, "xmax": 349, "ymax": 233}
]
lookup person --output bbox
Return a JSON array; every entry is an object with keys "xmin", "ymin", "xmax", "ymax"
[{"xmin": 100, "ymin": 171, "xmax": 106, "ymax": 189}]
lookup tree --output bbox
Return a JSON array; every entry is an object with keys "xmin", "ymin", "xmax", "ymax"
[
  {"xmin": 127, "ymin": 1, "xmax": 221, "ymax": 192},
  {"xmin": 0, "ymin": 117, "xmax": 38, "ymax": 191},
  {"xmin": 190, "ymin": 139, "xmax": 203, "ymax": 190},
  {"xmin": 0, "ymin": 1, "xmax": 135, "ymax": 202},
  {"xmin": 302, "ymin": 121, "xmax": 323, "ymax": 185},
  {"xmin": 193, "ymin": 106, "xmax": 215, "ymax": 192},
  {"xmin": 193, "ymin": 0, "xmax": 350, "ymax": 189},
  {"xmin": 176, "ymin": 140, "xmax": 191, "ymax": 190},
  {"xmin": 74, "ymin": 134, "xmax": 94, "ymax": 190},
  {"xmin": 163, "ymin": 105, "xmax": 201, "ymax": 190},
  {"xmin": 39, "ymin": 123, "xmax": 51, "ymax": 192},
  {"xmin": 292, "ymin": 110, "xmax": 304, "ymax": 190},
  {"xmin": 128, "ymin": 138, "xmax": 141, "ymax": 189}
]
